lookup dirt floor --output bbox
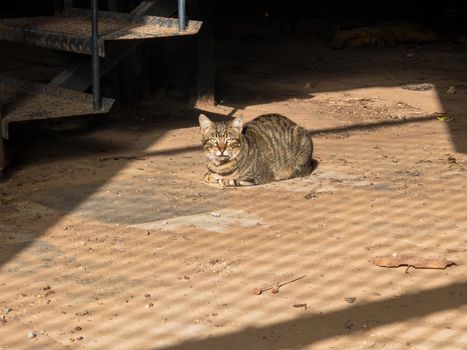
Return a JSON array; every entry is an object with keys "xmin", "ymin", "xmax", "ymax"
[{"xmin": 1, "ymin": 32, "xmax": 467, "ymax": 349}]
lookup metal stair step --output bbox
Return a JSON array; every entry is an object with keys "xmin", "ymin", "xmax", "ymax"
[
  {"xmin": 0, "ymin": 8, "xmax": 202, "ymax": 56},
  {"xmin": 0, "ymin": 75, "xmax": 114, "ymax": 139}
]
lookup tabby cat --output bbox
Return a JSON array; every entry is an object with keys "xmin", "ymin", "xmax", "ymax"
[{"xmin": 199, "ymin": 113, "xmax": 314, "ymax": 187}]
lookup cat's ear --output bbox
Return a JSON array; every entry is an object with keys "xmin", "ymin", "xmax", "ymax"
[
  {"xmin": 199, "ymin": 114, "xmax": 214, "ymax": 134},
  {"xmin": 230, "ymin": 116, "xmax": 244, "ymax": 133}
]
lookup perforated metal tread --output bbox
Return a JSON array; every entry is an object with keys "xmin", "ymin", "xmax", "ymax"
[
  {"xmin": 0, "ymin": 8, "xmax": 202, "ymax": 56},
  {"xmin": 0, "ymin": 75, "xmax": 114, "ymax": 139}
]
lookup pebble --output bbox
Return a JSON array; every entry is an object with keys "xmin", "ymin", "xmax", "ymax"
[
  {"xmin": 145, "ymin": 303, "xmax": 154, "ymax": 309},
  {"xmin": 344, "ymin": 319, "xmax": 353, "ymax": 331},
  {"xmin": 145, "ymin": 230, "xmax": 151, "ymax": 236},
  {"xmin": 76, "ymin": 310, "xmax": 91, "ymax": 316},
  {"xmin": 211, "ymin": 212, "xmax": 221, "ymax": 217},
  {"xmin": 361, "ymin": 339, "xmax": 376, "ymax": 348},
  {"xmin": 447, "ymin": 85, "xmax": 457, "ymax": 94},
  {"xmin": 3, "ymin": 307, "xmax": 12, "ymax": 314},
  {"xmin": 345, "ymin": 297, "xmax": 356, "ymax": 304},
  {"xmin": 28, "ymin": 331, "xmax": 36, "ymax": 339},
  {"xmin": 304, "ymin": 192, "xmax": 316, "ymax": 199}
]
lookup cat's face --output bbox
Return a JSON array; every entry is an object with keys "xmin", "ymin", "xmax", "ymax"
[{"xmin": 199, "ymin": 114, "xmax": 244, "ymax": 165}]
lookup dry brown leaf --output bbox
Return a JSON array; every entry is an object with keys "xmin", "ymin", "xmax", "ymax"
[{"xmin": 373, "ymin": 256, "xmax": 456, "ymax": 269}]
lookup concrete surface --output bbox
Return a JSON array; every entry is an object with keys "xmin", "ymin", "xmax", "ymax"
[{"xmin": 1, "ymin": 37, "xmax": 467, "ymax": 350}]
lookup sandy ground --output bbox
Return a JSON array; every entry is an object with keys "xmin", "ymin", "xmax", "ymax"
[{"xmin": 1, "ymin": 35, "xmax": 467, "ymax": 350}]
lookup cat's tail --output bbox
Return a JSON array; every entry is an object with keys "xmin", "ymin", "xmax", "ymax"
[
  {"xmin": 306, "ymin": 131, "xmax": 318, "ymax": 172},
  {"xmin": 310, "ymin": 158, "xmax": 319, "ymax": 172}
]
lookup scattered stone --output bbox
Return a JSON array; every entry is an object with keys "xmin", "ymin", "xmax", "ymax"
[
  {"xmin": 406, "ymin": 52, "xmax": 416, "ymax": 58},
  {"xmin": 145, "ymin": 230, "xmax": 151, "ymax": 236},
  {"xmin": 144, "ymin": 294, "xmax": 151, "ymax": 298},
  {"xmin": 28, "ymin": 331, "xmax": 36, "ymax": 339},
  {"xmin": 145, "ymin": 303, "xmax": 154, "ymax": 309},
  {"xmin": 304, "ymin": 82, "xmax": 311, "ymax": 89},
  {"xmin": 43, "ymin": 285, "xmax": 51, "ymax": 291},
  {"xmin": 292, "ymin": 303, "xmax": 308, "ymax": 309},
  {"xmin": 76, "ymin": 310, "xmax": 91, "ymax": 316},
  {"xmin": 345, "ymin": 297, "xmax": 357, "ymax": 304},
  {"xmin": 361, "ymin": 339, "xmax": 376, "ymax": 348},
  {"xmin": 211, "ymin": 212, "xmax": 221, "ymax": 218},
  {"xmin": 44, "ymin": 289, "xmax": 55, "ymax": 297},
  {"xmin": 76, "ymin": 336, "xmax": 84, "ymax": 341},
  {"xmin": 304, "ymin": 192, "xmax": 316, "ymax": 199},
  {"xmin": 344, "ymin": 319, "xmax": 354, "ymax": 331},
  {"xmin": 447, "ymin": 85, "xmax": 457, "ymax": 94},
  {"xmin": 75, "ymin": 326, "xmax": 82, "ymax": 332},
  {"xmin": 3, "ymin": 307, "xmax": 12, "ymax": 314}
]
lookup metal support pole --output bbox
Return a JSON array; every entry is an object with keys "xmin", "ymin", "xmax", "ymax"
[
  {"xmin": 91, "ymin": 0, "xmax": 101, "ymax": 111},
  {"xmin": 178, "ymin": 0, "xmax": 186, "ymax": 32},
  {"xmin": 0, "ymin": 107, "xmax": 5, "ymax": 172}
]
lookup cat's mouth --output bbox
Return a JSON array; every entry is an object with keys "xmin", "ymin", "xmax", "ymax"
[
  {"xmin": 208, "ymin": 154, "xmax": 232, "ymax": 165},
  {"xmin": 215, "ymin": 155, "xmax": 231, "ymax": 162}
]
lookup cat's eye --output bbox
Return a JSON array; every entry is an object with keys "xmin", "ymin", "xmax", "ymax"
[
  {"xmin": 226, "ymin": 139, "xmax": 236, "ymax": 144},
  {"xmin": 209, "ymin": 138, "xmax": 218, "ymax": 144}
]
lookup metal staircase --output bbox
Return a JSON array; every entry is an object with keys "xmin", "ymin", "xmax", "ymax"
[
  {"xmin": 0, "ymin": 7, "xmax": 202, "ymax": 56},
  {"xmin": 0, "ymin": 0, "xmax": 203, "ymax": 171}
]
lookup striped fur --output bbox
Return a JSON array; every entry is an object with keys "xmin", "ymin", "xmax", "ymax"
[{"xmin": 199, "ymin": 113, "xmax": 314, "ymax": 187}]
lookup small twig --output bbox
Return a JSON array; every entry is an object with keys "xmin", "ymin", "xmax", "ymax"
[
  {"xmin": 252, "ymin": 275, "xmax": 307, "ymax": 295},
  {"xmin": 277, "ymin": 275, "xmax": 307, "ymax": 288},
  {"xmin": 446, "ymin": 248, "xmax": 467, "ymax": 253},
  {"xmin": 252, "ymin": 285, "xmax": 274, "ymax": 295},
  {"xmin": 293, "ymin": 303, "xmax": 308, "ymax": 309}
]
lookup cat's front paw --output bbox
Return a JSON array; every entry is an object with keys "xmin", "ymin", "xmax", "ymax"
[{"xmin": 203, "ymin": 171, "xmax": 224, "ymax": 186}]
